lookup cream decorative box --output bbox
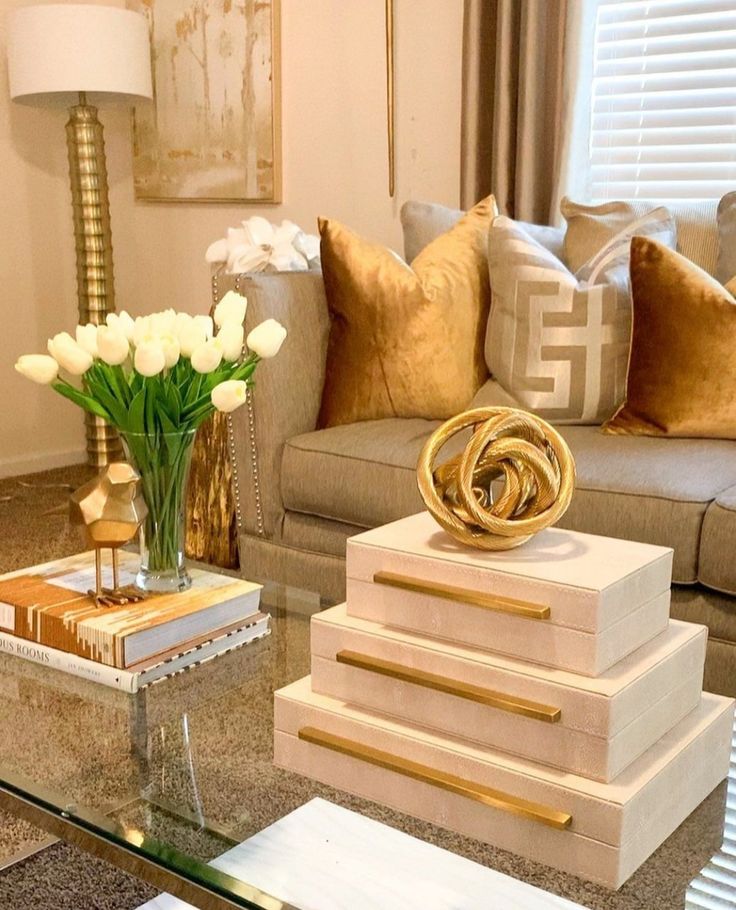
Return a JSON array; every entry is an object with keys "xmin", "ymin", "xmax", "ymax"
[
  {"xmin": 274, "ymin": 678, "xmax": 733, "ymax": 890},
  {"xmin": 346, "ymin": 512, "xmax": 673, "ymax": 676},
  {"xmin": 310, "ymin": 606, "xmax": 706, "ymax": 782},
  {"xmin": 275, "ymin": 510, "xmax": 733, "ymax": 889}
]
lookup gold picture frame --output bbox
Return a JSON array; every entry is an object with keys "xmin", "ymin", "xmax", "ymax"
[{"xmin": 131, "ymin": 0, "xmax": 281, "ymax": 203}]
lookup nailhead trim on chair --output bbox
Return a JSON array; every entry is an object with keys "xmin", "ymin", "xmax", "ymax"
[
  {"xmin": 244, "ymin": 387, "xmax": 265, "ymax": 537},
  {"xmin": 212, "ymin": 269, "xmax": 265, "ymax": 538}
]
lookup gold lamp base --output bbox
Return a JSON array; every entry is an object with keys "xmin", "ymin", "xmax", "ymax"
[
  {"xmin": 85, "ymin": 415, "xmax": 123, "ymax": 469},
  {"xmin": 66, "ymin": 93, "xmax": 122, "ymax": 467}
]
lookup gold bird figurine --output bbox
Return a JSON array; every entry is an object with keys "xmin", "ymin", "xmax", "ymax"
[{"xmin": 70, "ymin": 463, "xmax": 148, "ymax": 607}]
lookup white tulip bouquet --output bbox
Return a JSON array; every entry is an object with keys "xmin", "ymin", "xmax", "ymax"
[{"xmin": 15, "ymin": 292, "xmax": 286, "ymax": 591}]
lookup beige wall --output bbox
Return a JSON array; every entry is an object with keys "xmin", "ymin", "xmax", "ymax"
[{"xmin": 0, "ymin": 0, "xmax": 463, "ymax": 477}]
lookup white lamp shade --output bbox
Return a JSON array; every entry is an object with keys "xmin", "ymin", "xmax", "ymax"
[{"xmin": 7, "ymin": 4, "xmax": 152, "ymax": 104}]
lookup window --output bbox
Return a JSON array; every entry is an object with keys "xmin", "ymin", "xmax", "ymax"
[{"xmin": 590, "ymin": 0, "xmax": 736, "ymax": 200}]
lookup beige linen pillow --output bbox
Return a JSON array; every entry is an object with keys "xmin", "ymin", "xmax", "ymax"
[
  {"xmin": 562, "ymin": 196, "xmax": 722, "ymax": 274},
  {"xmin": 561, "ymin": 197, "xmax": 644, "ymax": 273},
  {"xmin": 485, "ymin": 209, "xmax": 676, "ymax": 424}
]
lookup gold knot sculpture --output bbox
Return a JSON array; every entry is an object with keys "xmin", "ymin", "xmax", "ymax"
[{"xmin": 417, "ymin": 407, "xmax": 576, "ymax": 551}]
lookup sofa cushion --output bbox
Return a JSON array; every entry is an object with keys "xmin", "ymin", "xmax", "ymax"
[
  {"xmin": 560, "ymin": 197, "xmax": 671, "ymax": 274},
  {"xmin": 283, "ymin": 421, "xmax": 736, "ymax": 587},
  {"xmin": 671, "ymin": 585, "xmax": 736, "ymax": 646},
  {"xmin": 572, "ymin": 199, "xmax": 718, "ymax": 276},
  {"xmin": 699, "ymin": 484, "xmax": 736, "ymax": 596},
  {"xmin": 556, "ymin": 427, "xmax": 736, "ymax": 583},
  {"xmin": 400, "ymin": 200, "xmax": 565, "ymax": 263},
  {"xmin": 400, "ymin": 201, "xmax": 464, "ymax": 263},
  {"xmin": 283, "ymin": 418, "xmax": 446, "ymax": 529},
  {"xmin": 400, "ymin": 198, "xmax": 718, "ymax": 275},
  {"xmin": 555, "ymin": 197, "xmax": 719, "ymax": 277},
  {"xmin": 665, "ymin": 200, "xmax": 719, "ymax": 275}
]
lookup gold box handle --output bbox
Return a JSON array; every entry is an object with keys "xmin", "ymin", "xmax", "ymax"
[
  {"xmin": 373, "ymin": 571, "xmax": 550, "ymax": 620},
  {"xmin": 298, "ymin": 726, "xmax": 572, "ymax": 830},
  {"xmin": 335, "ymin": 650, "xmax": 561, "ymax": 723}
]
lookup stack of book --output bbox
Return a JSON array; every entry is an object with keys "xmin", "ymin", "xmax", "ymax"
[
  {"xmin": 0, "ymin": 550, "xmax": 268, "ymax": 692},
  {"xmin": 274, "ymin": 511, "xmax": 734, "ymax": 889}
]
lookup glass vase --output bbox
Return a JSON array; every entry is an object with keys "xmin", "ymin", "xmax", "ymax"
[{"xmin": 122, "ymin": 429, "xmax": 197, "ymax": 594}]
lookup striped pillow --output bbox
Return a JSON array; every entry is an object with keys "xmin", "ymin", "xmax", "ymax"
[{"xmin": 486, "ymin": 209, "xmax": 676, "ymax": 424}]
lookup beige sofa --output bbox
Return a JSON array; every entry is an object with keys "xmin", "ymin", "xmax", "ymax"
[{"xmin": 219, "ymin": 201, "xmax": 736, "ymax": 696}]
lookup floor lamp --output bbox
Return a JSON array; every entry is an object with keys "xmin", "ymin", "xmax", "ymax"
[{"xmin": 7, "ymin": 4, "xmax": 152, "ymax": 467}]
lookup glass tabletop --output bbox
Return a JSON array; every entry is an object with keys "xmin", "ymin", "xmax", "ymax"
[{"xmin": 0, "ymin": 579, "xmax": 733, "ymax": 910}]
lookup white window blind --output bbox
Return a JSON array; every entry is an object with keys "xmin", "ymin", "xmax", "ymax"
[{"xmin": 590, "ymin": 0, "xmax": 736, "ymax": 200}]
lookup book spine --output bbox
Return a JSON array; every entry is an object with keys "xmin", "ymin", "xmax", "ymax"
[
  {"xmin": 0, "ymin": 631, "xmax": 136, "ymax": 692},
  {"xmin": 1, "ymin": 596, "xmax": 120, "ymax": 667},
  {"xmin": 138, "ymin": 619, "xmax": 270, "ymax": 689}
]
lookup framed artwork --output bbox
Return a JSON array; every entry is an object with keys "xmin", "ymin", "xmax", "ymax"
[{"xmin": 131, "ymin": 0, "xmax": 281, "ymax": 203}]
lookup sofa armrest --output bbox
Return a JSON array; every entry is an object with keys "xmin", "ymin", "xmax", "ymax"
[{"xmin": 215, "ymin": 269, "xmax": 330, "ymax": 539}]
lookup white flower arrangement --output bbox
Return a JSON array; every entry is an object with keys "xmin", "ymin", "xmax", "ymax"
[
  {"xmin": 15, "ymin": 292, "xmax": 286, "ymax": 577},
  {"xmin": 15, "ymin": 291, "xmax": 286, "ymax": 429},
  {"xmin": 205, "ymin": 216, "xmax": 320, "ymax": 274}
]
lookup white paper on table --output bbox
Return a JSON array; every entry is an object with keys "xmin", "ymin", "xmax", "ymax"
[{"xmin": 136, "ymin": 798, "xmax": 591, "ymax": 910}]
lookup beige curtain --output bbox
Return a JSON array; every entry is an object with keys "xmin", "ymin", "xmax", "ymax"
[{"xmin": 461, "ymin": 0, "xmax": 596, "ymax": 224}]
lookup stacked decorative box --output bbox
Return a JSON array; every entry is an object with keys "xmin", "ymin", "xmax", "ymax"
[{"xmin": 274, "ymin": 512, "xmax": 734, "ymax": 889}]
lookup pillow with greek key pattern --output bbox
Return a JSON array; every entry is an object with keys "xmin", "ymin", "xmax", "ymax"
[{"xmin": 485, "ymin": 209, "xmax": 676, "ymax": 424}]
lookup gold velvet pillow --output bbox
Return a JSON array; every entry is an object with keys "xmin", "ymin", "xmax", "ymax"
[
  {"xmin": 317, "ymin": 197, "xmax": 496, "ymax": 428},
  {"xmin": 603, "ymin": 237, "xmax": 736, "ymax": 439}
]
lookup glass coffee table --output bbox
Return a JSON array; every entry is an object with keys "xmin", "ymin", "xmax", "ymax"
[{"xmin": 0, "ymin": 579, "xmax": 733, "ymax": 910}]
